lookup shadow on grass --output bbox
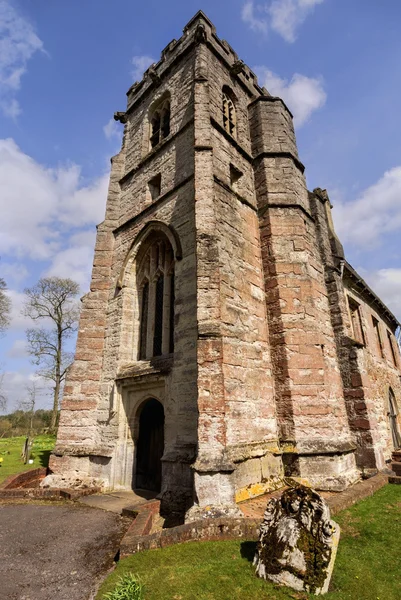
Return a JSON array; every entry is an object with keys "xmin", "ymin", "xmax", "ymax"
[
  {"xmin": 240, "ymin": 541, "xmax": 257, "ymax": 562},
  {"xmin": 38, "ymin": 450, "xmax": 52, "ymax": 468}
]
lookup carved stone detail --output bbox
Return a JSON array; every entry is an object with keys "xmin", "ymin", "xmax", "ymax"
[
  {"xmin": 230, "ymin": 59, "xmax": 245, "ymax": 76},
  {"xmin": 254, "ymin": 484, "xmax": 340, "ymax": 595},
  {"xmin": 194, "ymin": 23, "xmax": 207, "ymax": 44},
  {"xmin": 114, "ymin": 111, "xmax": 127, "ymax": 124}
]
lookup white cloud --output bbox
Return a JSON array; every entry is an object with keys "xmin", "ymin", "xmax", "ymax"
[
  {"xmin": 103, "ymin": 117, "xmax": 122, "ymax": 141},
  {"xmin": 6, "ymin": 289, "xmax": 31, "ymax": 330},
  {"xmin": 255, "ymin": 67, "xmax": 326, "ymax": 126},
  {"xmin": 0, "ymin": 138, "xmax": 108, "ymax": 262},
  {"xmin": 131, "ymin": 55, "xmax": 155, "ymax": 81},
  {"xmin": 268, "ymin": 0, "xmax": 324, "ymax": 43},
  {"xmin": 0, "ymin": 0, "xmax": 44, "ymax": 117},
  {"xmin": 1, "ymin": 262, "xmax": 28, "ymax": 284},
  {"xmin": 332, "ymin": 166, "xmax": 401, "ymax": 249},
  {"xmin": 356, "ymin": 268, "xmax": 401, "ymax": 323},
  {"xmin": 241, "ymin": 0, "xmax": 324, "ymax": 42},
  {"xmin": 45, "ymin": 230, "xmax": 97, "ymax": 289},
  {"xmin": 4, "ymin": 288, "xmax": 51, "ymax": 331},
  {"xmin": 241, "ymin": 1, "xmax": 268, "ymax": 34},
  {"xmin": 0, "ymin": 369, "xmax": 52, "ymax": 413},
  {"xmin": 7, "ymin": 338, "xmax": 28, "ymax": 359}
]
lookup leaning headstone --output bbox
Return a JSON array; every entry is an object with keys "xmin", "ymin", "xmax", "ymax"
[{"xmin": 254, "ymin": 483, "xmax": 340, "ymax": 595}]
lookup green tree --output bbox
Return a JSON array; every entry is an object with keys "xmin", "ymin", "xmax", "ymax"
[{"xmin": 23, "ymin": 277, "xmax": 80, "ymax": 432}]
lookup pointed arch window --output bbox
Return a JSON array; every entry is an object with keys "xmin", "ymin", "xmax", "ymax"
[
  {"xmin": 150, "ymin": 95, "xmax": 171, "ymax": 149},
  {"xmin": 137, "ymin": 234, "xmax": 175, "ymax": 359},
  {"xmin": 222, "ymin": 88, "xmax": 236, "ymax": 137}
]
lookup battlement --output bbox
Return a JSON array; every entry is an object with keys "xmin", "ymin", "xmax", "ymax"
[{"xmin": 125, "ymin": 10, "xmax": 265, "ymax": 114}]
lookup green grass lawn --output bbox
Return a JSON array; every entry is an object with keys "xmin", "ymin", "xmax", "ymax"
[
  {"xmin": 97, "ymin": 484, "xmax": 401, "ymax": 600},
  {"xmin": 0, "ymin": 435, "xmax": 55, "ymax": 484}
]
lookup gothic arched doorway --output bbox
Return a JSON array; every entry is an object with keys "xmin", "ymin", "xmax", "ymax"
[
  {"xmin": 389, "ymin": 389, "xmax": 401, "ymax": 450},
  {"xmin": 135, "ymin": 398, "xmax": 164, "ymax": 492}
]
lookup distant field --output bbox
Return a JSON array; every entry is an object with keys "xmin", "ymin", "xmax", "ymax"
[{"xmin": 0, "ymin": 435, "xmax": 55, "ymax": 484}]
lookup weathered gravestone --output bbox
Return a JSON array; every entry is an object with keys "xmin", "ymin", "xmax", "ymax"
[{"xmin": 254, "ymin": 483, "xmax": 340, "ymax": 595}]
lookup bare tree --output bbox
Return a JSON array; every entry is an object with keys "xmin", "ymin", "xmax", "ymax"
[
  {"xmin": 0, "ymin": 277, "xmax": 11, "ymax": 336},
  {"xmin": 0, "ymin": 371, "xmax": 6, "ymax": 414},
  {"xmin": 23, "ymin": 277, "xmax": 80, "ymax": 432}
]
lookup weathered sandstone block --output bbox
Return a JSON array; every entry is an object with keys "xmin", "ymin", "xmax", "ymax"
[{"xmin": 254, "ymin": 483, "xmax": 340, "ymax": 595}]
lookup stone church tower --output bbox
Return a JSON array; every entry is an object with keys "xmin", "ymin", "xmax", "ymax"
[{"xmin": 49, "ymin": 12, "xmax": 401, "ymax": 517}]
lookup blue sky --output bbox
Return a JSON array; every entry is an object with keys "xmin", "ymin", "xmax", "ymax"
[{"xmin": 1, "ymin": 0, "xmax": 401, "ymax": 411}]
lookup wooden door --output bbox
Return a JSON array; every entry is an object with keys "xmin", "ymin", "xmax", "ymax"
[{"xmin": 135, "ymin": 398, "xmax": 164, "ymax": 492}]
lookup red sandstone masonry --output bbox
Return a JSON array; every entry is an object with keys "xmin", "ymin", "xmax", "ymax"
[{"xmin": 0, "ymin": 467, "xmax": 47, "ymax": 490}]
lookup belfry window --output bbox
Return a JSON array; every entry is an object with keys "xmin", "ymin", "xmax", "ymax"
[
  {"xmin": 150, "ymin": 96, "xmax": 171, "ymax": 149},
  {"xmin": 222, "ymin": 89, "xmax": 236, "ymax": 137},
  {"xmin": 137, "ymin": 234, "xmax": 175, "ymax": 359}
]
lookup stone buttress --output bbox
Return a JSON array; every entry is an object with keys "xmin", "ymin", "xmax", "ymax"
[{"xmin": 249, "ymin": 98, "xmax": 359, "ymax": 490}]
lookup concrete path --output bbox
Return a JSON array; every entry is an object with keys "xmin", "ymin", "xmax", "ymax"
[
  {"xmin": 0, "ymin": 503, "xmax": 131, "ymax": 600},
  {"xmin": 78, "ymin": 489, "xmax": 157, "ymax": 514}
]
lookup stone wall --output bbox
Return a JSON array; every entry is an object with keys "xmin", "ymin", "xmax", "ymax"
[
  {"xmin": 191, "ymin": 40, "xmax": 281, "ymax": 507},
  {"xmin": 310, "ymin": 188, "xmax": 401, "ymax": 473}
]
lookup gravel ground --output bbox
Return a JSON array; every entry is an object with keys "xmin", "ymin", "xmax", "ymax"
[{"xmin": 0, "ymin": 503, "xmax": 130, "ymax": 600}]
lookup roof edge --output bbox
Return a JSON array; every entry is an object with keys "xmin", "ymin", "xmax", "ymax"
[{"xmin": 344, "ymin": 261, "xmax": 400, "ymax": 329}]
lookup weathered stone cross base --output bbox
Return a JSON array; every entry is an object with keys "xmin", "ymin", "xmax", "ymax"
[{"xmin": 254, "ymin": 483, "xmax": 340, "ymax": 595}]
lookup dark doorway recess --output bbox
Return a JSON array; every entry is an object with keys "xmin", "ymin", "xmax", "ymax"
[{"xmin": 135, "ymin": 398, "xmax": 164, "ymax": 492}]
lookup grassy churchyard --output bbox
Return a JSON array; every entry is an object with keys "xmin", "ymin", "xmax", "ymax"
[
  {"xmin": 97, "ymin": 484, "xmax": 401, "ymax": 600},
  {"xmin": 0, "ymin": 434, "xmax": 55, "ymax": 484}
]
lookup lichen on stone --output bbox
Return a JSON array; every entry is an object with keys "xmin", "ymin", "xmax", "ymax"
[{"xmin": 254, "ymin": 483, "xmax": 340, "ymax": 595}]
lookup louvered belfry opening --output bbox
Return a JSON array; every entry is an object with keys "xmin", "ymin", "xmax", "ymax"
[
  {"xmin": 137, "ymin": 233, "xmax": 174, "ymax": 360},
  {"xmin": 222, "ymin": 88, "xmax": 236, "ymax": 137},
  {"xmin": 149, "ymin": 96, "xmax": 171, "ymax": 148}
]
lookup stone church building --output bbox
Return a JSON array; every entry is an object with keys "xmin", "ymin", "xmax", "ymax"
[{"xmin": 49, "ymin": 12, "xmax": 401, "ymax": 517}]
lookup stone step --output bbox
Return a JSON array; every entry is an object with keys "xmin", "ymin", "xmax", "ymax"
[
  {"xmin": 388, "ymin": 475, "xmax": 401, "ymax": 485},
  {"xmin": 391, "ymin": 462, "xmax": 401, "ymax": 476},
  {"xmin": 391, "ymin": 451, "xmax": 401, "ymax": 463}
]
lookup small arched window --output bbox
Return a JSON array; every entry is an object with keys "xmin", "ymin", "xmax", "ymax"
[
  {"xmin": 150, "ymin": 96, "xmax": 171, "ymax": 149},
  {"xmin": 222, "ymin": 88, "xmax": 236, "ymax": 137},
  {"xmin": 137, "ymin": 234, "xmax": 174, "ymax": 359}
]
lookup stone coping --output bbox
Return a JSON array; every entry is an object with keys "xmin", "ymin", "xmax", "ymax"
[
  {"xmin": 0, "ymin": 467, "xmax": 47, "ymax": 490},
  {"xmin": 119, "ymin": 473, "xmax": 389, "ymax": 557},
  {"xmin": 120, "ymin": 516, "xmax": 260, "ymax": 557},
  {"xmin": 0, "ymin": 486, "xmax": 101, "ymax": 500}
]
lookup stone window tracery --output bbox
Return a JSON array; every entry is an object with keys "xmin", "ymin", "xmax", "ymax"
[
  {"xmin": 150, "ymin": 97, "xmax": 171, "ymax": 149},
  {"xmin": 137, "ymin": 235, "xmax": 174, "ymax": 359},
  {"xmin": 222, "ymin": 88, "xmax": 236, "ymax": 137}
]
